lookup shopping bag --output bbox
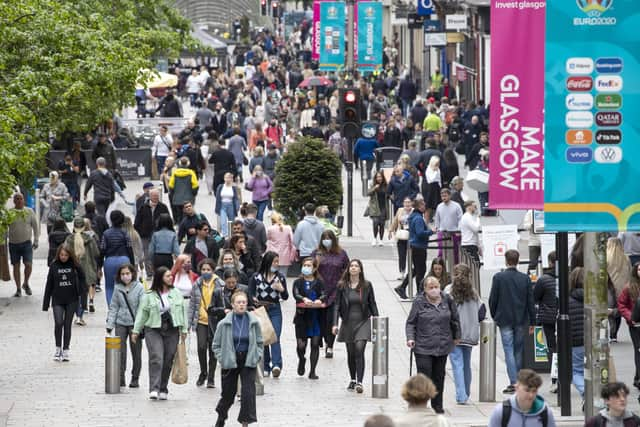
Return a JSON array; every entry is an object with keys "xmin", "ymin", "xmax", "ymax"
[
  {"xmin": 253, "ymin": 306, "xmax": 277, "ymax": 346},
  {"xmin": 171, "ymin": 340, "xmax": 188, "ymax": 384},
  {"xmin": 61, "ymin": 200, "xmax": 74, "ymax": 222}
]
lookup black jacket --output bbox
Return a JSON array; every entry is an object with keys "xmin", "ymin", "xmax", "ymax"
[
  {"xmin": 292, "ymin": 278, "xmax": 327, "ymax": 335},
  {"xmin": 410, "ymin": 104, "xmax": 428, "ymax": 127},
  {"xmin": 209, "ymin": 148, "xmax": 237, "ymax": 178},
  {"xmin": 208, "ymin": 284, "xmax": 253, "ymax": 334},
  {"xmin": 568, "ymin": 288, "xmax": 584, "ymax": 346},
  {"xmin": 91, "ymin": 143, "xmax": 117, "ymax": 171},
  {"xmin": 178, "ymin": 213, "xmax": 211, "ymax": 243},
  {"xmin": 48, "ymin": 230, "xmax": 70, "ymax": 266},
  {"xmin": 333, "ymin": 282, "xmax": 379, "ymax": 327},
  {"xmin": 134, "ymin": 202, "xmax": 171, "ymax": 238},
  {"xmin": 184, "ymin": 235, "xmax": 220, "ymax": 267},
  {"xmin": 534, "ymin": 269, "xmax": 558, "ymax": 325},
  {"xmin": 84, "ymin": 169, "xmax": 115, "ymax": 202},
  {"xmin": 43, "ymin": 260, "xmax": 86, "ymax": 310},
  {"xmin": 406, "ymin": 292, "xmax": 461, "ymax": 357},
  {"xmin": 489, "ymin": 267, "xmax": 536, "ymax": 328}
]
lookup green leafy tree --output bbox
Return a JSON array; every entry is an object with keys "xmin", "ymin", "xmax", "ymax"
[
  {"xmin": 273, "ymin": 136, "xmax": 343, "ymax": 225},
  {"xmin": 0, "ymin": 0, "xmax": 195, "ymax": 231}
]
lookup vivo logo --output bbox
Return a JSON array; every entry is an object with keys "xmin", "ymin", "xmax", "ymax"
[
  {"xmin": 566, "ymin": 111, "xmax": 594, "ymax": 128},
  {"xmin": 566, "ymin": 147, "xmax": 593, "ymax": 163},
  {"xmin": 595, "ymin": 75, "xmax": 623, "ymax": 92},
  {"xmin": 566, "ymin": 57, "xmax": 594, "ymax": 75},
  {"xmin": 595, "ymin": 146, "xmax": 622, "ymax": 164},
  {"xmin": 566, "ymin": 93, "xmax": 594, "ymax": 110}
]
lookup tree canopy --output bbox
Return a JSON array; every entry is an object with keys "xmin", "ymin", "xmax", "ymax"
[{"xmin": 0, "ymin": 0, "xmax": 194, "ymax": 231}]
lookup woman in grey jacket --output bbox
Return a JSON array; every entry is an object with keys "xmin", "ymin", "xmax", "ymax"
[
  {"xmin": 106, "ymin": 264, "xmax": 145, "ymax": 388},
  {"xmin": 445, "ymin": 264, "xmax": 485, "ymax": 405},
  {"xmin": 212, "ymin": 290, "xmax": 263, "ymax": 427},
  {"xmin": 149, "ymin": 213, "xmax": 180, "ymax": 270},
  {"xmin": 406, "ymin": 276, "xmax": 461, "ymax": 414}
]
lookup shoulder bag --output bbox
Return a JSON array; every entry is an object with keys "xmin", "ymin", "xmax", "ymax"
[{"xmin": 121, "ymin": 290, "xmax": 144, "ymax": 339}]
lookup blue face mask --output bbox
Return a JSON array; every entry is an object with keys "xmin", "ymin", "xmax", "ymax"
[
  {"xmin": 270, "ymin": 266, "xmax": 278, "ymax": 273},
  {"xmin": 301, "ymin": 266, "xmax": 313, "ymax": 276},
  {"xmin": 201, "ymin": 272, "xmax": 213, "ymax": 281}
]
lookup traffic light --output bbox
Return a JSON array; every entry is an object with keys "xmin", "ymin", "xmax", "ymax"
[
  {"xmin": 272, "ymin": 1, "xmax": 279, "ymax": 17},
  {"xmin": 339, "ymin": 88, "xmax": 361, "ymax": 139},
  {"xmin": 261, "ymin": 0, "xmax": 267, "ymax": 15}
]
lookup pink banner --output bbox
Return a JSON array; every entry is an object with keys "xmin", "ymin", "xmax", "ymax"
[
  {"xmin": 489, "ymin": 1, "xmax": 545, "ymax": 209},
  {"xmin": 312, "ymin": 0, "xmax": 321, "ymax": 61}
]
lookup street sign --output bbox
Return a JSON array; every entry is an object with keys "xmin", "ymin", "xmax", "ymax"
[
  {"xmin": 446, "ymin": 14, "xmax": 467, "ymax": 31},
  {"xmin": 416, "ymin": 0, "xmax": 433, "ymax": 16},
  {"xmin": 423, "ymin": 20, "xmax": 441, "ymax": 32},
  {"xmin": 407, "ymin": 13, "xmax": 425, "ymax": 29},
  {"xmin": 544, "ymin": 1, "xmax": 639, "ymax": 231},
  {"xmin": 424, "ymin": 32, "xmax": 446, "ymax": 46}
]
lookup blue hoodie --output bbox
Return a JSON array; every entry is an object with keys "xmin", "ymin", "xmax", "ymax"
[
  {"xmin": 354, "ymin": 137, "xmax": 378, "ymax": 161},
  {"xmin": 408, "ymin": 210, "xmax": 433, "ymax": 249}
]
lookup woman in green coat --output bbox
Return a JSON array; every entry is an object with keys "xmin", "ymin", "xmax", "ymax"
[
  {"xmin": 367, "ymin": 171, "xmax": 388, "ymax": 247},
  {"xmin": 132, "ymin": 266, "xmax": 188, "ymax": 401}
]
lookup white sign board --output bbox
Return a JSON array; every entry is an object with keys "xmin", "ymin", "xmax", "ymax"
[
  {"xmin": 482, "ymin": 225, "xmax": 519, "ymax": 270},
  {"xmin": 424, "ymin": 32, "xmax": 446, "ymax": 46},
  {"xmin": 446, "ymin": 14, "xmax": 467, "ymax": 31},
  {"xmin": 541, "ymin": 233, "xmax": 577, "ymax": 269}
]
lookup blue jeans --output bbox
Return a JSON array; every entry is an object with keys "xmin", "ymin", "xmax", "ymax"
[
  {"xmin": 219, "ymin": 202, "xmax": 235, "ymax": 237},
  {"xmin": 254, "ymin": 200, "xmax": 268, "ymax": 221},
  {"xmin": 449, "ymin": 345, "xmax": 473, "ymax": 403},
  {"xmin": 263, "ymin": 303, "xmax": 283, "ymax": 373},
  {"xmin": 104, "ymin": 256, "xmax": 130, "ymax": 306},
  {"xmin": 572, "ymin": 346, "xmax": 585, "ymax": 398},
  {"xmin": 156, "ymin": 156, "xmax": 167, "ymax": 174},
  {"xmin": 500, "ymin": 325, "xmax": 526, "ymax": 385}
]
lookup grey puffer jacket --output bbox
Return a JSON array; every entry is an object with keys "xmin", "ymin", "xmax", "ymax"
[
  {"xmin": 106, "ymin": 281, "xmax": 145, "ymax": 329},
  {"xmin": 406, "ymin": 292, "xmax": 461, "ymax": 356}
]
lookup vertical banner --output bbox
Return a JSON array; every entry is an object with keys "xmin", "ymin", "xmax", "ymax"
[
  {"xmin": 319, "ymin": 1, "xmax": 346, "ymax": 71},
  {"xmin": 357, "ymin": 1, "xmax": 383, "ymax": 72},
  {"xmin": 545, "ymin": 0, "xmax": 638, "ymax": 232},
  {"xmin": 312, "ymin": 0, "xmax": 321, "ymax": 61},
  {"xmin": 489, "ymin": 1, "xmax": 545, "ymax": 209}
]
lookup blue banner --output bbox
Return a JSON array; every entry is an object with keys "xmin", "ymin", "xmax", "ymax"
[
  {"xmin": 544, "ymin": 0, "xmax": 639, "ymax": 232},
  {"xmin": 357, "ymin": 1, "xmax": 382, "ymax": 72},
  {"xmin": 417, "ymin": 0, "xmax": 433, "ymax": 16},
  {"xmin": 319, "ymin": 1, "xmax": 345, "ymax": 71}
]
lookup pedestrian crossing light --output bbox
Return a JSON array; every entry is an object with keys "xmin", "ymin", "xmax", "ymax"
[
  {"xmin": 261, "ymin": 0, "xmax": 267, "ymax": 15},
  {"xmin": 340, "ymin": 88, "xmax": 361, "ymax": 140}
]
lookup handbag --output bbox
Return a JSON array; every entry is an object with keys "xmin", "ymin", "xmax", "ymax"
[
  {"xmin": 395, "ymin": 229, "xmax": 410, "ymax": 241},
  {"xmin": 171, "ymin": 340, "xmax": 188, "ymax": 384},
  {"xmin": 121, "ymin": 290, "xmax": 143, "ymax": 339},
  {"xmin": 242, "ymin": 153, "xmax": 249, "ymax": 166},
  {"xmin": 363, "ymin": 206, "xmax": 370, "ymax": 217},
  {"xmin": 157, "ymin": 291, "xmax": 175, "ymax": 332},
  {"xmin": 253, "ymin": 306, "xmax": 277, "ymax": 346}
]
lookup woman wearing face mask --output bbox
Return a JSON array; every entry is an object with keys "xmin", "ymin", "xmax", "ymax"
[
  {"xmin": 189, "ymin": 259, "xmax": 224, "ymax": 388},
  {"xmin": 132, "ymin": 266, "xmax": 188, "ymax": 400},
  {"xmin": 406, "ymin": 276, "xmax": 461, "ymax": 414},
  {"xmin": 248, "ymin": 251, "xmax": 289, "ymax": 378},
  {"xmin": 215, "ymin": 249, "xmax": 249, "ymax": 285},
  {"xmin": 172, "ymin": 254, "xmax": 198, "ymax": 322},
  {"xmin": 212, "ymin": 290, "xmax": 263, "ymax": 427},
  {"xmin": 312, "ymin": 230, "xmax": 349, "ymax": 358},
  {"xmin": 332, "ymin": 259, "xmax": 379, "ymax": 394},
  {"xmin": 389, "ymin": 197, "xmax": 413, "ymax": 282},
  {"xmin": 229, "ymin": 234, "xmax": 256, "ymax": 277},
  {"xmin": 106, "ymin": 264, "xmax": 145, "ymax": 388},
  {"xmin": 244, "ymin": 165, "xmax": 273, "ymax": 222},
  {"xmin": 292, "ymin": 257, "xmax": 326, "ymax": 380},
  {"xmin": 212, "ymin": 269, "xmax": 254, "ymax": 318},
  {"xmin": 266, "ymin": 212, "xmax": 296, "ymax": 277}
]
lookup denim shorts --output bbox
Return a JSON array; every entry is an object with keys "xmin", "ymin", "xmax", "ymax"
[{"xmin": 9, "ymin": 241, "xmax": 33, "ymax": 265}]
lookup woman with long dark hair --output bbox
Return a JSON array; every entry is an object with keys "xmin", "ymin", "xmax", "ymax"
[
  {"xmin": 617, "ymin": 262, "xmax": 640, "ymax": 390},
  {"xmin": 149, "ymin": 213, "xmax": 179, "ymax": 270},
  {"xmin": 427, "ymin": 257, "xmax": 450, "ymax": 290},
  {"xmin": 248, "ymin": 251, "xmax": 289, "ymax": 377},
  {"xmin": 292, "ymin": 257, "xmax": 326, "ymax": 379},
  {"xmin": 332, "ymin": 259, "xmax": 379, "ymax": 394},
  {"xmin": 43, "ymin": 244, "xmax": 86, "ymax": 361},
  {"xmin": 132, "ymin": 266, "xmax": 188, "ymax": 400},
  {"xmin": 367, "ymin": 171, "xmax": 388, "ymax": 247},
  {"xmin": 101, "ymin": 210, "xmax": 135, "ymax": 305},
  {"xmin": 312, "ymin": 230, "xmax": 349, "ymax": 358}
]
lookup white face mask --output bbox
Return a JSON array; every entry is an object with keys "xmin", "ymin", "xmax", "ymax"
[{"xmin": 426, "ymin": 288, "xmax": 440, "ymax": 299}]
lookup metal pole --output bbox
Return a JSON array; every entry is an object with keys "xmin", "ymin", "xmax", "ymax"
[
  {"xmin": 105, "ymin": 336, "xmax": 121, "ymax": 394},
  {"xmin": 361, "ymin": 160, "xmax": 368, "ymax": 198},
  {"xmin": 407, "ymin": 246, "xmax": 414, "ymax": 299},
  {"xmin": 555, "ymin": 232, "xmax": 572, "ymax": 415},
  {"xmin": 346, "ymin": 0, "xmax": 355, "ymax": 74},
  {"xmin": 346, "ymin": 160, "xmax": 353, "ymax": 237},
  {"xmin": 479, "ymin": 319, "xmax": 496, "ymax": 402},
  {"xmin": 256, "ymin": 363, "xmax": 265, "ymax": 396},
  {"xmin": 584, "ymin": 232, "xmax": 609, "ymax": 417},
  {"xmin": 371, "ymin": 316, "xmax": 389, "ymax": 398}
]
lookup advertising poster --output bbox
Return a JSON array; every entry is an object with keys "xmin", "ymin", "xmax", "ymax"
[
  {"xmin": 534, "ymin": 326, "xmax": 549, "ymax": 362},
  {"xmin": 357, "ymin": 1, "xmax": 383, "ymax": 72},
  {"xmin": 481, "ymin": 225, "xmax": 519, "ymax": 270},
  {"xmin": 544, "ymin": 0, "xmax": 639, "ymax": 231},
  {"xmin": 489, "ymin": 1, "xmax": 545, "ymax": 209},
  {"xmin": 312, "ymin": 0, "xmax": 321, "ymax": 61},
  {"xmin": 319, "ymin": 1, "xmax": 346, "ymax": 70}
]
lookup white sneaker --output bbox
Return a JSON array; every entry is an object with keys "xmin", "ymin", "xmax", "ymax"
[
  {"xmin": 371, "ymin": 238, "xmax": 377, "ymax": 246},
  {"xmin": 53, "ymin": 347, "xmax": 62, "ymax": 361},
  {"xmin": 61, "ymin": 349, "xmax": 70, "ymax": 362},
  {"xmin": 378, "ymin": 240, "xmax": 384, "ymax": 247},
  {"xmin": 149, "ymin": 391, "xmax": 158, "ymax": 400},
  {"xmin": 158, "ymin": 392, "xmax": 168, "ymax": 400}
]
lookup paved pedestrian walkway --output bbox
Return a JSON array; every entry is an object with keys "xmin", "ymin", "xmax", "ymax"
[{"xmin": 0, "ymin": 156, "xmax": 615, "ymax": 426}]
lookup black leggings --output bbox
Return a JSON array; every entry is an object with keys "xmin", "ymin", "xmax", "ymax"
[
  {"xmin": 371, "ymin": 217, "xmax": 385, "ymax": 240},
  {"xmin": 297, "ymin": 336, "xmax": 321, "ymax": 373},
  {"xmin": 53, "ymin": 303, "xmax": 78, "ymax": 349},
  {"xmin": 324, "ymin": 304, "xmax": 336, "ymax": 349},
  {"xmin": 346, "ymin": 340, "xmax": 367, "ymax": 383}
]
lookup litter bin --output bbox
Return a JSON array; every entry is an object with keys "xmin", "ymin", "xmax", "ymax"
[{"xmin": 523, "ymin": 325, "xmax": 551, "ymax": 373}]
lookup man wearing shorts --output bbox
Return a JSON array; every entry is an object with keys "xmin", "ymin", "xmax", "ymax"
[{"xmin": 8, "ymin": 193, "xmax": 39, "ymax": 297}]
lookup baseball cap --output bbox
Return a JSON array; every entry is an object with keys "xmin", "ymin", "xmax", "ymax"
[{"xmin": 143, "ymin": 182, "xmax": 154, "ymax": 190}]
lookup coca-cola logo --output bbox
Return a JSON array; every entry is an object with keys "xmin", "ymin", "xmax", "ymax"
[{"xmin": 566, "ymin": 76, "xmax": 593, "ymax": 91}]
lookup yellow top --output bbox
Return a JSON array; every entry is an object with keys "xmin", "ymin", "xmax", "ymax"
[{"xmin": 198, "ymin": 278, "xmax": 216, "ymax": 325}]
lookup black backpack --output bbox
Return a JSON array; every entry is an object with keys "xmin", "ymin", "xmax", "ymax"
[
  {"xmin": 501, "ymin": 399, "xmax": 548, "ymax": 427},
  {"xmin": 591, "ymin": 413, "xmax": 640, "ymax": 427}
]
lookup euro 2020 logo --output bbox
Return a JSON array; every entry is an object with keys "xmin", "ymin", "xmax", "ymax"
[{"xmin": 576, "ymin": 0, "xmax": 613, "ymax": 17}]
